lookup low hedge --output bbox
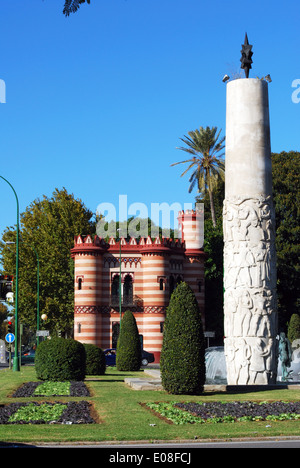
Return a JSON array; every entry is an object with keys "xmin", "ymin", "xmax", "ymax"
[
  {"xmin": 83, "ymin": 343, "xmax": 106, "ymax": 375},
  {"xmin": 35, "ymin": 338, "xmax": 86, "ymax": 381}
]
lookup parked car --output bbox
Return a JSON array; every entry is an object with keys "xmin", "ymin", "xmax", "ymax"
[
  {"xmin": 104, "ymin": 348, "xmax": 155, "ymax": 367},
  {"xmin": 12, "ymin": 349, "xmax": 35, "ymax": 365},
  {"xmin": 21, "ymin": 349, "xmax": 35, "ymax": 364}
]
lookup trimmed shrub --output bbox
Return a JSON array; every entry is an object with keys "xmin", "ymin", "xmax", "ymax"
[
  {"xmin": 83, "ymin": 343, "xmax": 106, "ymax": 375},
  {"xmin": 288, "ymin": 313, "xmax": 300, "ymax": 344},
  {"xmin": 160, "ymin": 282, "xmax": 206, "ymax": 394},
  {"xmin": 35, "ymin": 338, "xmax": 86, "ymax": 381},
  {"xmin": 116, "ymin": 310, "xmax": 141, "ymax": 371}
]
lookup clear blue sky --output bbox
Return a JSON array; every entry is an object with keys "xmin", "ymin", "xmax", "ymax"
[{"xmin": 0, "ymin": 0, "xmax": 299, "ymax": 238}]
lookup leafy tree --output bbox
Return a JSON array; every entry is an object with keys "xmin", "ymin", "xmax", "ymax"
[
  {"xmin": 0, "ymin": 303, "xmax": 9, "ymax": 339},
  {"xmin": 203, "ymin": 217, "xmax": 224, "ymax": 342},
  {"xmin": 160, "ymin": 282, "xmax": 205, "ymax": 394},
  {"xmin": 96, "ymin": 216, "xmax": 178, "ymax": 242},
  {"xmin": 287, "ymin": 314, "xmax": 300, "ymax": 344},
  {"xmin": 196, "ymin": 179, "xmax": 224, "ymax": 344},
  {"xmin": 272, "ymin": 151, "xmax": 300, "ymax": 328},
  {"xmin": 63, "ymin": 0, "xmax": 90, "ymax": 16},
  {"xmin": 116, "ymin": 310, "xmax": 141, "ymax": 371},
  {"xmin": 0, "ymin": 188, "xmax": 94, "ymax": 336},
  {"xmin": 171, "ymin": 126, "xmax": 225, "ymax": 227}
]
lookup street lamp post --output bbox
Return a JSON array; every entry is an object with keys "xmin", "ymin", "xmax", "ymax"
[
  {"xmin": 0, "ymin": 176, "xmax": 20, "ymax": 371},
  {"xmin": 117, "ymin": 228, "xmax": 122, "ymax": 331},
  {"xmin": 34, "ymin": 246, "xmax": 40, "ymax": 346}
]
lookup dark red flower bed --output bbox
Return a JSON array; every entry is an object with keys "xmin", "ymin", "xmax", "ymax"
[{"xmin": 175, "ymin": 401, "xmax": 300, "ymax": 421}]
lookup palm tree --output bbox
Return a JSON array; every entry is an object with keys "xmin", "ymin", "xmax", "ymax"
[{"xmin": 171, "ymin": 126, "xmax": 225, "ymax": 227}]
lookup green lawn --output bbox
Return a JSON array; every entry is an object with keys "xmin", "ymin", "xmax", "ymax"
[{"xmin": 1, "ymin": 366, "xmax": 300, "ymax": 444}]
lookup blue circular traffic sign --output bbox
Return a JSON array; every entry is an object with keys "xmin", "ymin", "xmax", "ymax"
[{"xmin": 5, "ymin": 333, "xmax": 15, "ymax": 343}]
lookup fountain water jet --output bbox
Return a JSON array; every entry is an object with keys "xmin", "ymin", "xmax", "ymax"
[{"xmin": 205, "ymin": 347, "xmax": 227, "ymax": 384}]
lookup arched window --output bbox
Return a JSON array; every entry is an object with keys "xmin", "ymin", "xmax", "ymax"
[
  {"xmin": 78, "ymin": 278, "xmax": 82, "ymax": 290},
  {"xmin": 123, "ymin": 274, "xmax": 133, "ymax": 305},
  {"xmin": 111, "ymin": 275, "xmax": 119, "ymax": 306}
]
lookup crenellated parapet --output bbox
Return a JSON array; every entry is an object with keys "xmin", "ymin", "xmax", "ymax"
[
  {"xmin": 71, "ymin": 233, "xmax": 186, "ymax": 255},
  {"xmin": 71, "ymin": 235, "xmax": 108, "ymax": 257}
]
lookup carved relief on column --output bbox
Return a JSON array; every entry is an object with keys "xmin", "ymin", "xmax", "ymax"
[{"xmin": 223, "ymin": 195, "xmax": 278, "ymax": 385}]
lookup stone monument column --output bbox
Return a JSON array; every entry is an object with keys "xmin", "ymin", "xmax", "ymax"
[{"xmin": 223, "ymin": 76, "xmax": 278, "ymax": 385}]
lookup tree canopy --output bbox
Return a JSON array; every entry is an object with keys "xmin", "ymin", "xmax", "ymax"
[
  {"xmin": 272, "ymin": 151, "xmax": 300, "ymax": 328},
  {"xmin": 0, "ymin": 188, "xmax": 94, "ymax": 337}
]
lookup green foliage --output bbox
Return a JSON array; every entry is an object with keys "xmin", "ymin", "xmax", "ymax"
[
  {"xmin": 288, "ymin": 314, "xmax": 300, "ymax": 344},
  {"xmin": 0, "ymin": 188, "xmax": 94, "ymax": 335},
  {"xmin": 147, "ymin": 402, "xmax": 202, "ymax": 424},
  {"xmin": 8, "ymin": 403, "xmax": 67, "ymax": 423},
  {"xmin": 116, "ymin": 310, "xmax": 141, "ymax": 371},
  {"xmin": 35, "ymin": 337, "xmax": 86, "ymax": 381},
  {"xmin": 272, "ymin": 151, "xmax": 300, "ymax": 327},
  {"xmin": 160, "ymin": 282, "xmax": 205, "ymax": 394},
  {"xmin": 33, "ymin": 381, "xmax": 70, "ymax": 396},
  {"xmin": 83, "ymin": 343, "xmax": 106, "ymax": 375},
  {"xmin": 0, "ymin": 303, "xmax": 9, "ymax": 339},
  {"xmin": 203, "ymin": 216, "xmax": 224, "ymax": 341}
]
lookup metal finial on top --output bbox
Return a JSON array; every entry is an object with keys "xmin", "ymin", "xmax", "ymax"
[{"xmin": 240, "ymin": 33, "xmax": 253, "ymax": 78}]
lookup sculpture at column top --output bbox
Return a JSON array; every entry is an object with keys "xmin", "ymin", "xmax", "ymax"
[{"xmin": 240, "ymin": 33, "xmax": 253, "ymax": 78}]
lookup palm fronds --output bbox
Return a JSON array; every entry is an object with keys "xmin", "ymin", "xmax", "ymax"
[{"xmin": 63, "ymin": 0, "xmax": 90, "ymax": 16}]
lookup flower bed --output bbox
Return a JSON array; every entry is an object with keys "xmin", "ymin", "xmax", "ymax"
[
  {"xmin": 12, "ymin": 381, "xmax": 90, "ymax": 397},
  {"xmin": 146, "ymin": 401, "xmax": 300, "ymax": 424},
  {"xmin": 0, "ymin": 401, "xmax": 95, "ymax": 424}
]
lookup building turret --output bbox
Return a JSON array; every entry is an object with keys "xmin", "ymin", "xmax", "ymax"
[
  {"xmin": 177, "ymin": 210, "xmax": 205, "ymax": 326},
  {"xmin": 71, "ymin": 235, "xmax": 106, "ymax": 347}
]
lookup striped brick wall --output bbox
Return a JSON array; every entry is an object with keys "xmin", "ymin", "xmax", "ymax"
[{"xmin": 141, "ymin": 252, "xmax": 169, "ymax": 307}]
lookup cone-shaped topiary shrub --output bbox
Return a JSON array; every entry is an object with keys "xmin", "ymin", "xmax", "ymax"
[
  {"xmin": 160, "ymin": 282, "xmax": 206, "ymax": 394},
  {"xmin": 116, "ymin": 310, "xmax": 142, "ymax": 371},
  {"xmin": 35, "ymin": 337, "xmax": 86, "ymax": 381},
  {"xmin": 83, "ymin": 343, "xmax": 106, "ymax": 375}
]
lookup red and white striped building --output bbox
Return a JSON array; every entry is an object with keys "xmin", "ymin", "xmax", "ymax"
[{"xmin": 71, "ymin": 210, "xmax": 205, "ymax": 362}]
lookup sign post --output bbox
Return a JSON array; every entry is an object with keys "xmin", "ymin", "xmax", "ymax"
[{"xmin": 5, "ymin": 334, "xmax": 15, "ymax": 370}]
